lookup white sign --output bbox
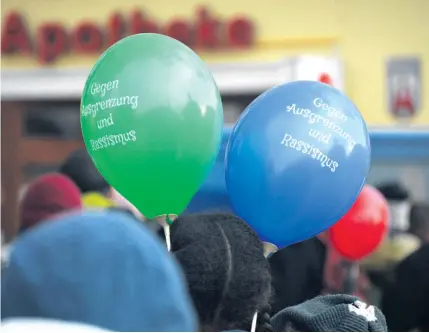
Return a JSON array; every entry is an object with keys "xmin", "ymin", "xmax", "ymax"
[
  {"xmin": 1, "ymin": 56, "xmax": 344, "ymax": 99},
  {"xmin": 386, "ymin": 57, "xmax": 421, "ymax": 119}
]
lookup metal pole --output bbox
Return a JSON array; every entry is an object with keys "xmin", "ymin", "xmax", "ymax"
[{"xmin": 342, "ymin": 260, "xmax": 359, "ymax": 294}]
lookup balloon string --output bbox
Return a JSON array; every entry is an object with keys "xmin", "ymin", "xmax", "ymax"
[
  {"xmin": 164, "ymin": 224, "xmax": 171, "ymax": 252},
  {"xmin": 163, "ymin": 214, "xmax": 174, "ymax": 251},
  {"xmin": 251, "ymin": 312, "xmax": 258, "ymax": 332}
]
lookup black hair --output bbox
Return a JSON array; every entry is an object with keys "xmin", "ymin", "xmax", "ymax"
[
  {"xmin": 59, "ymin": 148, "xmax": 110, "ymax": 194},
  {"xmin": 170, "ymin": 213, "xmax": 272, "ymax": 332},
  {"xmin": 376, "ymin": 182, "xmax": 410, "ymax": 201}
]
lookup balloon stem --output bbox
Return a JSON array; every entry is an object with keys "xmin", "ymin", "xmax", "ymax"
[
  {"xmin": 155, "ymin": 214, "xmax": 177, "ymax": 252},
  {"xmin": 164, "ymin": 224, "xmax": 171, "ymax": 252},
  {"xmin": 263, "ymin": 242, "xmax": 278, "ymax": 258},
  {"xmin": 250, "ymin": 312, "xmax": 258, "ymax": 333},
  {"xmin": 342, "ymin": 260, "xmax": 359, "ymax": 294}
]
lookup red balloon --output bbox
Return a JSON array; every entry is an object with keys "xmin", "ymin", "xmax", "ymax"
[{"xmin": 329, "ymin": 185, "xmax": 389, "ymax": 261}]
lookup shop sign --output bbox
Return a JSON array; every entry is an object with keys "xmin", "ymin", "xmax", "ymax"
[
  {"xmin": 386, "ymin": 57, "xmax": 422, "ymax": 119},
  {"xmin": 1, "ymin": 7, "xmax": 254, "ymax": 64}
]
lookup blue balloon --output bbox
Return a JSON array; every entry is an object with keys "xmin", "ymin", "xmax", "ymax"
[{"xmin": 225, "ymin": 81, "xmax": 371, "ymax": 248}]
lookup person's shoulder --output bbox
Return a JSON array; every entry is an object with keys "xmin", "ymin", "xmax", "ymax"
[
  {"xmin": 393, "ymin": 244, "xmax": 429, "ymax": 289},
  {"xmin": 280, "ymin": 237, "xmax": 324, "ymax": 253},
  {"xmin": 307, "ymin": 236, "xmax": 326, "ymax": 251},
  {"xmin": 398, "ymin": 243, "xmax": 429, "ymax": 270},
  {"xmin": 269, "ymin": 237, "xmax": 322, "ymax": 263}
]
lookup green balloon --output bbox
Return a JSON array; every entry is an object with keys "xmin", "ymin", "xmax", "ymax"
[{"xmin": 81, "ymin": 34, "xmax": 223, "ymax": 219}]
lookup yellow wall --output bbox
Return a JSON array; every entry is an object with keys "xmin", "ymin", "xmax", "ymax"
[{"xmin": 2, "ymin": 0, "xmax": 429, "ymax": 126}]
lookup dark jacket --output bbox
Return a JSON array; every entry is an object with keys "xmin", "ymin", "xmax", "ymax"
[
  {"xmin": 382, "ymin": 243, "xmax": 429, "ymax": 331},
  {"xmin": 269, "ymin": 237, "xmax": 326, "ymax": 315}
]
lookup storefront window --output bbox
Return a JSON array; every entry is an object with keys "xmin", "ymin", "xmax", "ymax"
[
  {"xmin": 23, "ymin": 164, "xmax": 59, "ymax": 182},
  {"xmin": 23, "ymin": 101, "xmax": 82, "ymax": 139},
  {"xmin": 22, "ymin": 95, "xmax": 257, "ymax": 137}
]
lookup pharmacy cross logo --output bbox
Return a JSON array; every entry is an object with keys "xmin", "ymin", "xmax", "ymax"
[{"xmin": 348, "ymin": 301, "xmax": 377, "ymax": 322}]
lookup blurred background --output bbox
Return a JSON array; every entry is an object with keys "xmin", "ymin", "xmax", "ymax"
[{"xmin": 1, "ymin": 0, "xmax": 428, "ymax": 240}]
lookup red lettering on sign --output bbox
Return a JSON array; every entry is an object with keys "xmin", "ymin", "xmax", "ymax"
[
  {"xmin": 130, "ymin": 10, "xmax": 159, "ymax": 34},
  {"xmin": 73, "ymin": 22, "xmax": 104, "ymax": 53},
  {"xmin": 38, "ymin": 23, "xmax": 67, "ymax": 64},
  {"xmin": 227, "ymin": 17, "xmax": 254, "ymax": 47},
  {"xmin": 1, "ymin": 7, "xmax": 255, "ymax": 64},
  {"xmin": 165, "ymin": 20, "xmax": 192, "ymax": 46},
  {"xmin": 1, "ymin": 12, "xmax": 32, "ymax": 55},
  {"xmin": 195, "ymin": 7, "xmax": 220, "ymax": 49},
  {"xmin": 107, "ymin": 13, "xmax": 126, "ymax": 46}
]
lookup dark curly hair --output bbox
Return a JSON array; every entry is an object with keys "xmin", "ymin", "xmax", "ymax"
[{"xmin": 170, "ymin": 213, "xmax": 273, "ymax": 332}]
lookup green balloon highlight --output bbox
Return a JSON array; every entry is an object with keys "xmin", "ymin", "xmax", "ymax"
[{"xmin": 81, "ymin": 33, "xmax": 223, "ymax": 219}]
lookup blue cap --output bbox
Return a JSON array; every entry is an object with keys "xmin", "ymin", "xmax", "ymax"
[{"xmin": 1, "ymin": 210, "xmax": 197, "ymax": 332}]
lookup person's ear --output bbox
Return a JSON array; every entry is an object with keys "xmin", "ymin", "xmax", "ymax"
[{"xmin": 106, "ymin": 187, "xmax": 114, "ymax": 199}]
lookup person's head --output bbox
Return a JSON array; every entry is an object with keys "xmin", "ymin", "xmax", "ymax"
[
  {"xmin": 409, "ymin": 203, "xmax": 429, "ymax": 243},
  {"xmin": 59, "ymin": 148, "xmax": 110, "ymax": 195},
  {"xmin": 170, "ymin": 213, "xmax": 272, "ymax": 332},
  {"xmin": 377, "ymin": 182, "xmax": 411, "ymax": 232},
  {"xmin": 377, "ymin": 182, "xmax": 410, "ymax": 201},
  {"xmin": 60, "ymin": 149, "xmax": 143, "ymax": 218},
  {"xmin": 2, "ymin": 210, "xmax": 197, "ymax": 332},
  {"xmin": 19, "ymin": 173, "xmax": 82, "ymax": 233}
]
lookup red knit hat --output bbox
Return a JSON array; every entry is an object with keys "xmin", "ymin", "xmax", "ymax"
[{"xmin": 20, "ymin": 173, "xmax": 82, "ymax": 232}]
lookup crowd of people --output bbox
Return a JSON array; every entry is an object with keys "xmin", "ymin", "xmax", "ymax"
[{"xmin": 1, "ymin": 148, "xmax": 429, "ymax": 332}]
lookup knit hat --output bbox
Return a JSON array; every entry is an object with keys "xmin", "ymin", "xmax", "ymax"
[
  {"xmin": 59, "ymin": 148, "xmax": 110, "ymax": 194},
  {"xmin": 271, "ymin": 294, "xmax": 388, "ymax": 332},
  {"xmin": 19, "ymin": 173, "xmax": 82, "ymax": 232},
  {"xmin": 170, "ymin": 213, "xmax": 272, "ymax": 332},
  {"xmin": 1, "ymin": 319, "xmax": 109, "ymax": 332},
  {"xmin": 2, "ymin": 211, "xmax": 197, "ymax": 332}
]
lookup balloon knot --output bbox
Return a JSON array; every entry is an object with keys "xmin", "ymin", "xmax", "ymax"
[{"xmin": 166, "ymin": 215, "xmax": 174, "ymax": 226}]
